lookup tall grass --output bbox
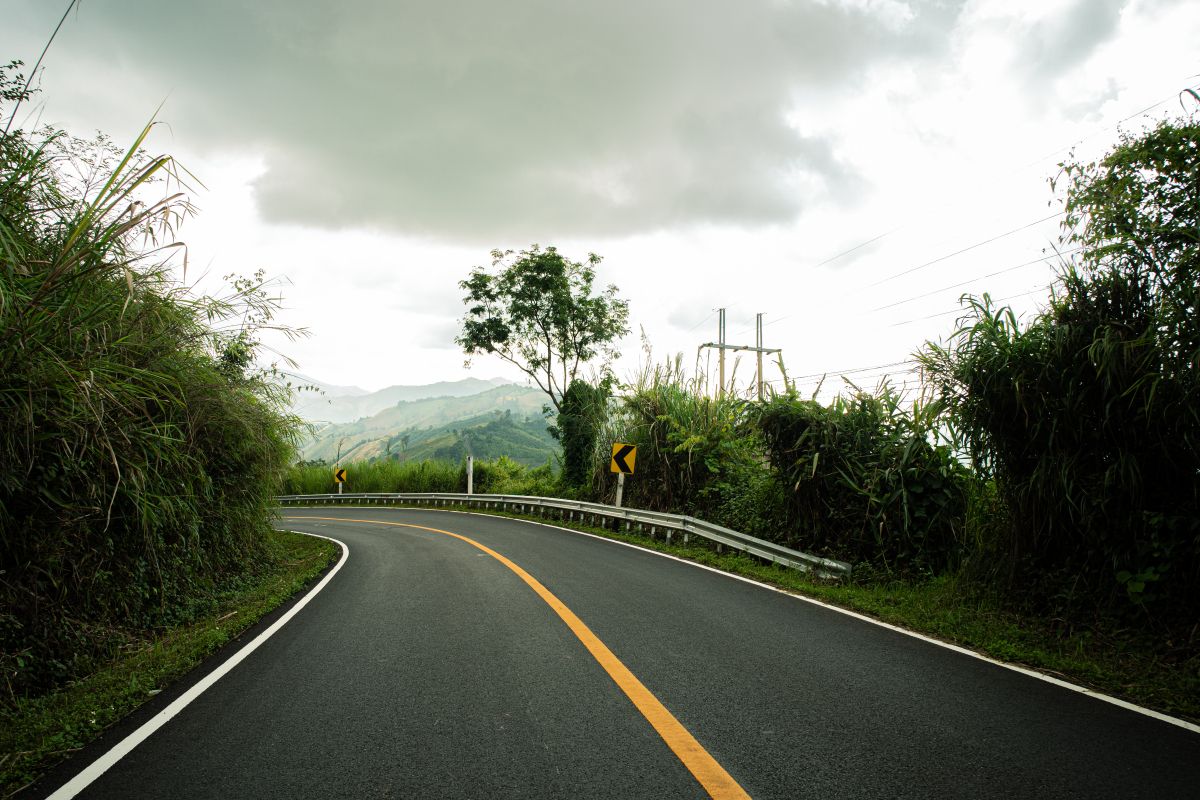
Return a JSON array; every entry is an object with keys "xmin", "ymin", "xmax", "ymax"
[
  {"xmin": 1, "ymin": 75, "xmax": 303, "ymax": 702},
  {"xmin": 919, "ymin": 118, "xmax": 1200, "ymax": 627},
  {"xmin": 596, "ymin": 353, "xmax": 755, "ymax": 516},
  {"xmin": 282, "ymin": 456, "xmax": 558, "ymax": 497},
  {"xmin": 750, "ymin": 382, "xmax": 968, "ymax": 572},
  {"xmin": 584, "ymin": 350, "xmax": 966, "ymax": 569}
]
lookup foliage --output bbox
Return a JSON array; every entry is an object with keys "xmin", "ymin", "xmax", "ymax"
[
  {"xmin": 282, "ymin": 454, "xmax": 557, "ymax": 498},
  {"xmin": 0, "ymin": 73, "xmax": 304, "ymax": 703},
  {"xmin": 750, "ymin": 383, "xmax": 968, "ymax": 571},
  {"xmin": 456, "ymin": 245, "xmax": 630, "ymax": 414},
  {"xmin": 429, "ymin": 410, "xmax": 559, "ymax": 466},
  {"xmin": 603, "ymin": 353, "xmax": 757, "ymax": 515},
  {"xmin": 557, "ymin": 378, "xmax": 610, "ymax": 486},
  {"xmin": 919, "ymin": 116, "xmax": 1200, "ymax": 624},
  {"xmin": 566, "ymin": 349, "xmax": 964, "ymax": 572}
]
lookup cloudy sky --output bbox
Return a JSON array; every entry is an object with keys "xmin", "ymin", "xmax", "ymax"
[{"xmin": 5, "ymin": 0, "xmax": 1199, "ymax": 398}]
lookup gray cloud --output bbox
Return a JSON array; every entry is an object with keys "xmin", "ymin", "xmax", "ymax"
[
  {"xmin": 1016, "ymin": 0, "xmax": 1128, "ymax": 82},
  {"xmin": 416, "ymin": 319, "xmax": 463, "ymax": 350},
  {"xmin": 13, "ymin": 0, "xmax": 962, "ymax": 241}
]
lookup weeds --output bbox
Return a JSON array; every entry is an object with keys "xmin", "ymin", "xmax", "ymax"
[{"xmin": 0, "ymin": 65, "xmax": 306, "ymax": 704}]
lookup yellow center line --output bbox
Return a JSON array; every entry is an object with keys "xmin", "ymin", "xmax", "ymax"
[{"xmin": 283, "ymin": 516, "xmax": 752, "ymax": 800}]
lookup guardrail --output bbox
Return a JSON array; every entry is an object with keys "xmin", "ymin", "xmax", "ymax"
[{"xmin": 276, "ymin": 492, "xmax": 852, "ymax": 577}]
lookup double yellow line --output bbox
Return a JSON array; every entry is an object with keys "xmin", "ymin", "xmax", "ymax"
[{"xmin": 286, "ymin": 516, "xmax": 752, "ymax": 800}]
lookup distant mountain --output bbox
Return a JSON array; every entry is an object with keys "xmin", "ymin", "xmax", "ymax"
[
  {"xmin": 299, "ymin": 383, "xmax": 552, "ymax": 463},
  {"xmin": 287, "ymin": 375, "xmax": 522, "ymax": 423},
  {"xmin": 310, "ymin": 409, "xmax": 559, "ymax": 469},
  {"xmin": 280, "ymin": 372, "xmax": 371, "ymax": 398}
]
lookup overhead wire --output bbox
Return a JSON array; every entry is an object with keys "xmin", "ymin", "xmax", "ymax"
[
  {"xmin": 685, "ymin": 300, "xmax": 744, "ymax": 334},
  {"xmin": 810, "ymin": 87, "xmax": 1192, "ymax": 270},
  {"xmin": 746, "ymin": 246, "xmax": 1072, "ymax": 342},
  {"xmin": 752, "ymin": 209, "xmax": 1068, "ymax": 335},
  {"xmin": 690, "ymin": 84, "xmax": 1199, "ymax": 382},
  {"xmin": 870, "ymin": 287, "xmax": 1048, "ymax": 332},
  {"xmin": 848, "ymin": 210, "xmax": 1065, "ymax": 295},
  {"xmin": 786, "ymin": 360, "xmax": 913, "ymax": 382},
  {"xmin": 850, "ymin": 247, "xmax": 1081, "ymax": 319},
  {"xmin": 730, "ymin": 202, "xmax": 1072, "ymax": 342}
]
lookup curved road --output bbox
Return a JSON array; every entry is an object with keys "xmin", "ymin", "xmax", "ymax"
[{"xmin": 33, "ymin": 508, "xmax": 1199, "ymax": 799}]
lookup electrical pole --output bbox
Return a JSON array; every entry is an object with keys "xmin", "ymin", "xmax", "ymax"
[
  {"xmin": 718, "ymin": 308, "xmax": 726, "ymax": 397},
  {"xmin": 756, "ymin": 313, "xmax": 764, "ymax": 401},
  {"xmin": 699, "ymin": 309, "xmax": 780, "ymax": 400}
]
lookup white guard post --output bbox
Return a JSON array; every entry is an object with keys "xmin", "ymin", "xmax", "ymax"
[
  {"xmin": 464, "ymin": 433, "xmax": 474, "ymax": 495},
  {"xmin": 615, "ymin": 472, "xmax": 625, "ymax": 508}
]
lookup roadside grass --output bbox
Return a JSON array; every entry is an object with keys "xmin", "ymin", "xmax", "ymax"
[
  {"xmin": 0, "ymin": 529, "xmax": 339, "ymax": 799},
  {"xmin": 290, "ymin": 500, "xmax": 1200, "ymax": 726}
]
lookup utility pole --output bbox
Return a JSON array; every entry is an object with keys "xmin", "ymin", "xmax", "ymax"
[
  {"xmin": 718, "ymin": 308, "xmax": 726, "ymax": 396},
  {"xmin": 699, "ymin": 309, "xmax": 780, "ymax": 399},
  {"xmin": 756, "ymin": 313, "xmax": 765, "ymax": 401}
]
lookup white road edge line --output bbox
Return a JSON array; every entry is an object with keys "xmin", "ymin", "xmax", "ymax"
[
  {"xmin": 46, "ymin": 533, "xmax": 349, "ymax": 800},
  {"xmin": 352, "ymin": 506, "xmax": 1200, "ymax": 736}
]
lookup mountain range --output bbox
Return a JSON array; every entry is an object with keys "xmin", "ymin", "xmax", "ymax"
[
  {"xmin": 281, "ymin": 373, "xmax": 520, "ymax": 423},
  {"xmin": 298, "ymin": 383, "xmax": 558, "ymax": 466}
]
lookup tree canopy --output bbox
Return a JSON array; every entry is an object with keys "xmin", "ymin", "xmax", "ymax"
[{"xmin": 456, "ymin": 245, "xmax": 630, "ymax": 414}]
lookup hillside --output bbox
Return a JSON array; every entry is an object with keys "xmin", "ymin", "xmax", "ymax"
[
  {"xmin": 317, "ymin": 410, "xmax": 560, "ymax": 468},
  {"xmin": 286, "ymin": 375, "xmax": 519, "ymax": 423},
  {"xmin": 299, "ymin": 384, "xmax": 556, "ymax": 464}
]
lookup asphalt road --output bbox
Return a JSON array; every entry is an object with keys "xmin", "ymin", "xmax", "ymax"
[{"xmin": 34, "ymin": 508, "xmax": 1199, "ymax": 799}]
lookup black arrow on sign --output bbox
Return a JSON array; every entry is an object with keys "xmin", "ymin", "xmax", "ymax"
[{"xmin": 612, "ymin": 444, "xmax": 635, "ymax": 474}]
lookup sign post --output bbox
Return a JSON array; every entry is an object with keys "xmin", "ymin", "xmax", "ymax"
[
  {"xmin": 610, "ymin": 443, "xmax": 636, "ymax": 508},
  {"xmin": 464, "ymin": 434, "xmax": 474, "ymax": 495},
  {"xmin": 334, "ymin": 467, "xmax": 347, "ymax": 494}
]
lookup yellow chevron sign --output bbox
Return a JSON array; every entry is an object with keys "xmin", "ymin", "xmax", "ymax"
[
  {"xmin": 334, "ymin": 468, "xmax": 347, "ymax": 483},
  {"xmin": 610, "ymin": 443, "xmax": 636, "ymax": 474}
]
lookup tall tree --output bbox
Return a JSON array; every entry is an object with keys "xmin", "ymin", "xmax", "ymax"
[{"xmin": 456, "ymin": 245, "xmax": 630, "ymax": 414}]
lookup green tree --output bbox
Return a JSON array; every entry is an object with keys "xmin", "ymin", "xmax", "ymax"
[
  {"xmin": 559, "ymin": 378, "xmax": 610, "ymax": 485},
  {"xmin": 456, "ymin": 245, "xmax": 630, "ymax": 415}
]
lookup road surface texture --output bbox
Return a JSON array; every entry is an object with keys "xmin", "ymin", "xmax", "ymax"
[{"xmin": 31, "ymin": 508, "xmax": 1199, "ymax": 799}]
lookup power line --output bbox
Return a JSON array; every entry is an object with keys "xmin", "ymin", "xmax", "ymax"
[
  {"xmin": 760, "ymin": 364, "xmax": 922, "ymax": 395},
  {"xmin": 787, "ymin": 360, "xmax": 912, "ymax": 382},
  {"xmin": 851, "ymin": 211, "xmax": 1064, "ymax": 294},
  {"xmin": 851, "ymin": 247, "xmax": 1080, "ymax": 319},
  {"xmin": 811, "ymin": 86, "xmax": 1192, "ymax": 270},
  {"xmin": 685, "ymin": 301, "xmax": 743, "ymax": 334},
  {"xmin": 732, "ymin": 244, "xmax": 1074, "ymax": 352},
  {"xmin": 870, "ymin": 287, "xmax": 1048, "ymax": 332},
  {"xmin": 791, "ymin": 363, "xmax": 920, "ymax": 383},
  {"xmin": 754, "ymin": 201, "xmax": 1070, "ymax": 336}
]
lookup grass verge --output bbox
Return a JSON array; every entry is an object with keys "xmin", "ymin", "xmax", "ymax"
[
  {"xmin": 289, "ymin": 500, "xmax": 1199, "ymax": 726},
  {"xmin": 0, "ymin": 529, "xmax": 339, "ymax": 798}
]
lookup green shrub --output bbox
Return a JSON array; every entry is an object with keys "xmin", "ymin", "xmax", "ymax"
[
  {"xmin": 599, "ymin": 353, "xmax": 755, "ymax": 515},
  {"xmin": 750, "ymin": 383, "xmax": 968, "ymax": 572},
  {"xmin": 557, "ymin": 378, "xmax": 609, "ymax": 487},
  {"xmin": 919, "ymin": 117, "xmax": 1200, "ymax": 625},
  {"xmin": 0, "ymin": 76, "xmax": 302, "ymax": 701}
]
